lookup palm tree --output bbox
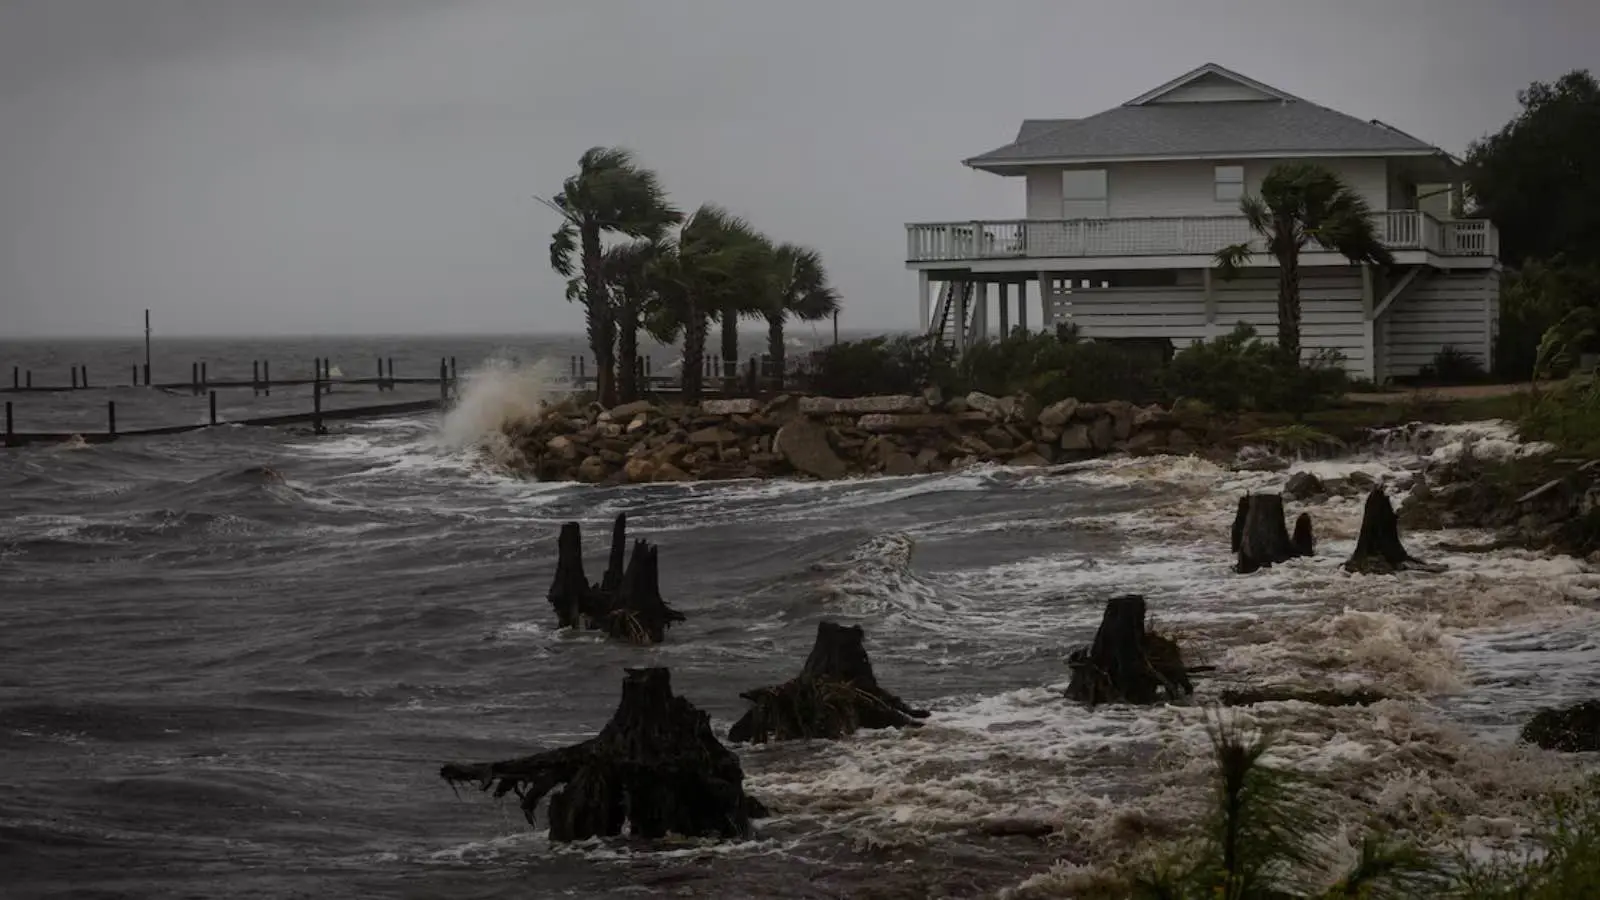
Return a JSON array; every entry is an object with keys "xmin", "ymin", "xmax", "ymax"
[
  {"xmin": 644, "ymin": 205, "xmax": 770, "ymax": 402},
  {"xmin": 602, "ymin": 240, "xmax": 663, "ymax": 403},
  {"xmin": 762, "ymin": 243, "xmax": 839, "ymax": 390},
  {"xmin": 547, "ymin": 147, "xmax": 681, "ymax": 407},
  {"xmin": 1214, "ymin": 163, "xmax": 1394, "ymax": 361}
]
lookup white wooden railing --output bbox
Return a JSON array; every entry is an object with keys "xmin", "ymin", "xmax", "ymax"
[{"xmin": 905, "ymin": 212, "xmax": 1499, "ymax": 262}]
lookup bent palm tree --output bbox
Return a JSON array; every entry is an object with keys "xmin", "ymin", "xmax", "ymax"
[
  {"xmin": 763, "ymin": 243, "xmax": 839, "ymax": 390},
  {"xmin": 644, "ymin": 205, "xmax": 770, "ymax": 402},
  {"xmin": 1214, "ymin": 163, "xmax": 1394, "ymax": 360},
  {"xmin": 602, "ymin": 240, "xmax": 662, "ymax": 402},
  {"xmin": 547, "ymin": 147, "xmax": 681, "ymax": 407}
]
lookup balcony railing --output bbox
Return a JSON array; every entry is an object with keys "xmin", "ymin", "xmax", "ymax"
[{"xmin": 905, "ymin": 211, "xmax": 1499, "ymax": 263}]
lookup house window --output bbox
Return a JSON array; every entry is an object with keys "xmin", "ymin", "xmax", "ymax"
[
  {"xmin": 1214, "ymin": 165, "xmax": 1244, "ymax": 203},
  {"xmin": 1061, "ymin": 169, "xmax": 1108, "ymax": 219}
]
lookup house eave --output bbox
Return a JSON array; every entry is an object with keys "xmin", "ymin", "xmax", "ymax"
[{"xmin": 963, "ymin": 147, "xmax": 1451, "ymax": 174}]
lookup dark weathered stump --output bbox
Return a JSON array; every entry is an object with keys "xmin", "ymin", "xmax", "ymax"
[
  {"xmin": 1065, "ymin": 595, "xmax": 1193, "ymax": 706},
  {"xmin": 1234, "ymin": 493, "xmax": 1308, "ymax": 574},
  {"xmin": 1520, "ymin": 700, "xmax": 1600, "ymax": 752},
  {"xmin": 1291, "ymin": 513, "xmax": 1316, "ymax": 557},
  {"xmin": 1344, "ymin": 488, "xmax": 1432, "ymax": 574},
  {"xmin": 728, "ymin": 621, "xmax": 929, "ymax": 744},
  {"xmin": 441, "ymin": 667, "xmax": 765, "ymax": 841},
  {"xmin": 544, "ymin": 513, "xmax": 685, "ymax": 643}
]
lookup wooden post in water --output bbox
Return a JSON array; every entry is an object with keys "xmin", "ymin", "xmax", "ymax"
[
  {"xmin": 4, "ymin": 401, "xmax": 12, "ymax": 447},
  {"xmin": 11, "ymin": 366, "xmax": 17, "ymax": 389},
  {"xmin": 450, "ymin": 357, "xmax": 457, "ymax": 384},
  {"xmin": 386, "ymin": 358, "xmax": 394, "ymax": 390},
  {"xmin": 143, "ymin": 309, "xmax": 152, "ymax": 388},
  {"xmin": 82, "ymin": 365, "xmax": 89, "ymax": 389},
  {"xmin": 438, "ymin": 358, "xmax": 448, "ymax": 404},
  {"xmin": 200, "ymin": 362, "xmax": 208, "ymax": 390},
  {"xmin": 25, "ymin": 371, "xmax": 32, "ymax": 389},
  {"xmin": 72, "ymin": 367, "xmax": 79, "ymax": 389},
  {"xmin": 376, "ymin": 357, "xmax": 384, "ymax": 391},
  {"xmin": 263, "ymin": 360, "xmax": 271, "ymax": 396},
  {"xmin": 131, "ymin": 364, "xmax": 138, "ymax": 386},
  {"xmin": 209, "ymin": 391, "xmax": 218, "ymax": 426},
  {"xmin": 108, "ymin": 401, "xmax": 117, "ymax": 437},
  {"xmin": 313, "ymin": 376, "xmax": 323, "ymax": 433},
  {"xmin": 191, "ymin": 362, "xmax": 199, "ymax": 396}
]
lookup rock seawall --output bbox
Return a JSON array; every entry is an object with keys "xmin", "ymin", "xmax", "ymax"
[{"xmin": 501, "ymin": 391, "xmax": 1214, "ymax": 483}]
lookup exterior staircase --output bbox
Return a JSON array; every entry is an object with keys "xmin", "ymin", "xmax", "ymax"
[{"xmin": 928, "ymin": 281, "xmax": 977, "ymax": 350}]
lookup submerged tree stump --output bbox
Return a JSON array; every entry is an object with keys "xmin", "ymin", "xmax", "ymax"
[
  {"xmin": 546, "ymin": 513, "xmax": 685, "ymax": 643},
  {"xmin": 1233, "ymin": 493, "xmax": 1312, "ymax": 574},
  {"xmin": 440, "ymin": 667, "xmax": 766, "ymax": 841},
  {"xmin": 727, "ymin": 621, "xmax": 930, "ymax": 743},
  {"xmin": 1344, "ymin": 488, "xmax": 1435, "ymax": 574},
  {"xmin": 1065, "ymin": 595, "xmax": 1194, "ymax": 706}
]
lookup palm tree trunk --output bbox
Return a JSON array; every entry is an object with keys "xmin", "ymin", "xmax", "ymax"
[
  {"xmin": 1276, "ymin": 246, "xmax": 1302, "ymax": 362},
  {"xmin": 720, "ymin": 304, "xmax": 738, "ymax": 395},
  {"xmin": 617, "ymin": 298, "xmax": 640, "ymax": 403},
  {"xmin": 580, "ymin": 223, "xmax": 616, "ymax": 407},
  {"xmin": 684, "ymin": 309, "xmax": 707, "ymax": 403},
  {"xmin": 766, "ymin": 314, "xmax": 786, "ymax": 391}
]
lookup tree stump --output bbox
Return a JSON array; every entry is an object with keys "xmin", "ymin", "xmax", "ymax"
[
  {"xmin": 545, "ymin": 513, "xmax": 686, "ymax": 643},
  {"xmin": 440, "ymin": 667, "xmax": 766, "ymax": 841},
  {"xmin": 1065, "ymin": 595, "xmax": 1193, "ymax": 706},
  {"xmin": 1233, "ymin": 493, "xmax": 1310, "ymax": 574},
  {"xmin": 727, "ymin": 621, "xmax": 929, "ymax": 743},
  {"xmin": 1344, "ymin": 488, "xmax": 1434, "ymax": 574},
  {"xmin": 1291, "ymin": 512, "xmax": 1316, "ymax": 557}
]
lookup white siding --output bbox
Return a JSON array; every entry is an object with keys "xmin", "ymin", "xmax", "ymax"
[
  {"xmin": 1053, "ymin": 267, "xmax": 1368, "ymax": 371},
  {"xmin": 1022, "ymin": 158, "xmax": 1392, "ymax": 220},
  {"xmin": 1381, "ymin": 270, "xmax": 1498, "ymax": 377},
  {"xmin": 1211, "ymin": 268, "xmax": 1368, "ymax": 368}
]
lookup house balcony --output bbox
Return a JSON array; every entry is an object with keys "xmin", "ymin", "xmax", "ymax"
[{"xmin": 905, "ymin": 211, "xmax": 1499, "ymax": 267}]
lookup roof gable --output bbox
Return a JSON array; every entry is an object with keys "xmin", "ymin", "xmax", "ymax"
[
  {"xmin": 965, "ymin": 63, "xmax": 1450, "ymax": 171},
  {"xmin": 1124, "ymin": 63, "xmax": 1298, "ymax": 106}
]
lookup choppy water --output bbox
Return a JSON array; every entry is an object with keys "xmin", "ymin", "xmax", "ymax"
[{"xmin": 3, "ymin": 339, "xmax": 1599, "ymax": 898}]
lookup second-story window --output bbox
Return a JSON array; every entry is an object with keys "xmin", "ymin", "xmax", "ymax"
[
  {"xmin": 1214, "ymin": 165, "xmax": 1245, "ymax": 203},
  {"xmin": 1062, "ymin": 169, "xmax": 1108, "ymax": 219}
]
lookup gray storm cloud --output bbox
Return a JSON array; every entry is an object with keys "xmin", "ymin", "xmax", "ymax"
[{"xmin": 1, "ymin": 0, "xmax": 1594, "ymax": 337}]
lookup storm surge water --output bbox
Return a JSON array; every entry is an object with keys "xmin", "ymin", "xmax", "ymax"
[{"xmin": 3, "ymin": 354, "xmax": 1598, "ymax": 896}]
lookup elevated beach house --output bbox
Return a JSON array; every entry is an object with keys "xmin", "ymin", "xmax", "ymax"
[{"xmin": 906, "ymin": 63, "xmax": 1500, "ymax": 380}]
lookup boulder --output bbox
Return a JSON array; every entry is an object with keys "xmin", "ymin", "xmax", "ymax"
[
  {"xmin": 608, "ymin": 400, "xmax": 656, "ymax": 420},
  {"xmin": 1010, "ymin": 452, "xmax": 1050, "ymax": 468},
  {"xmin": 1060, "ymin": 424, "xmax": 1093, "ymax": 451},
  {"xmin": 799, "ymin": 395, "xmax": 923, "ymax": 415},
  {"xmin": 622, "ymin": 458, "xmax": 657, "ymax": 484},
  {"xmin": 922, "ymin": 386, "xmax": 944, "ymax": 409},
  {"xmin": 1089, "ymin": 417, "xmax": 1116, "ymax": 451},
  {"xmin": 1125, "ymin": 430, "xmax": 1165, "ymax": 453},
  {"xmin": 774, "ymin": 418, "xmax": 848, "ymax": 479},
  {"xmin": 913, "ymin": 447, "xmax": 941, "ymax": 472},
  {"xmin": 1520, "ymin": 700, "xmax": 1600, "ymax": 752},
  {"xmin": 982, "ymin": 426, "xmax": 1016, "ymax": 451},
  {"xmin": 1106, "ymin": 401, "xmax": 1136, "ymax": 441},
  {"xmin": 547, "ymin": 435, "xmax": 582, "ymax": 460},
  {"xmin": 1283, "ymin": 471, "xmax": 1326, "ymax": 501},
  {"xmin": 1038, "ymin": 398, "xmax": 1080, "ymax": 428},
  {"xmin": 882, "ymin": 452, "xmax": 919, "ymax": 477},
  {"xmin": 689, "ymin": 426, "xmax": 737, "ymax": 446},
  {"xmin": 699, "ymin": 398, "xmax": 758, "ymax": 415},
  {"xmin": 577, "ymin": 455, "xmax": 610, "ymax": 483},
  {"xmin": 857, "ymin": 413, "xmax": 950, "ymax": 433},
  {"xmin": 653, "ymin": 462, "xmax": 692, "ymax": 482}
]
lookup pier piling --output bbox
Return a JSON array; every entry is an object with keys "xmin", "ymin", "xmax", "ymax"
[
  {"xmin": 108, "ymin": 401, "xmax": 117, "ymax": 437},
  {"xmin": 210, "ymin": 391, "xmax": 218, "ymax": 426}
]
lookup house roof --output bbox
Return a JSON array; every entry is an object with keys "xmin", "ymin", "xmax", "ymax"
[{"xmin": 969, "ymin": 63, "xmax": 1450, "ymax": 172}]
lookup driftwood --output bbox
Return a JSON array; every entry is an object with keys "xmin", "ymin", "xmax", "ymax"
[
  {"xmin": 1344, "ymin": 488, "xmax": 1437, "ymax": 574},
  {"xmin": 547, "ymin": 513, "xmax": 685, "ymax": 643},
  {"xmin": 440, "ymin": 667, "xmax": 766, "ymax": 841},
  {"xmin": 1233, "ymin": 493, "xmax": 1313, "ymax": 574},
  {"xmin": 1065, "ymin": 595, "xmax": 1194, "ymax": 706},
  {"xmin": 727, "ymin": 621, "xmax": 929, "ymax": 743}
]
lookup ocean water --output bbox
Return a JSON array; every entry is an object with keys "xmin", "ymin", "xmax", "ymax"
[{"xmin": 2, "ymin": 338, "xmax": 1599, "ymax": 898}]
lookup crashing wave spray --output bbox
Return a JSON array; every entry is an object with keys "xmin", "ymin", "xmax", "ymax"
[{"xmin": 437, "ymin": 356, "xmax": 570, "ymax": 464}]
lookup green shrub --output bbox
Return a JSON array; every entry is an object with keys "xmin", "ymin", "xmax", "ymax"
[
  {"xmin": 798, "ymin": 335, "xmax": 955, "ymax": 398},
  {"xmin": 1164, "ymin": 325, "xmax": 1348, "ymax": 415},
  {"xmin": 956, "ymin": 331, "xmax": 1165, "ymax": 404},
  {"xmin": 1496, "ymin": 258, "xmax": 1600, "ymax": 380},
  {"xmin": 1520, "ymin": 379, "xmax": 1600, "ymax": 455},
  {"xmin": 1418, "ymin": 345, "xmax": 1488, "ymax": 385}
]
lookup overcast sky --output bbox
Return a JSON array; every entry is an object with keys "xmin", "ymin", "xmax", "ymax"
[{"xmin": 1, "ymin": 0, "xmax": 1595, "ymax": 338}]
